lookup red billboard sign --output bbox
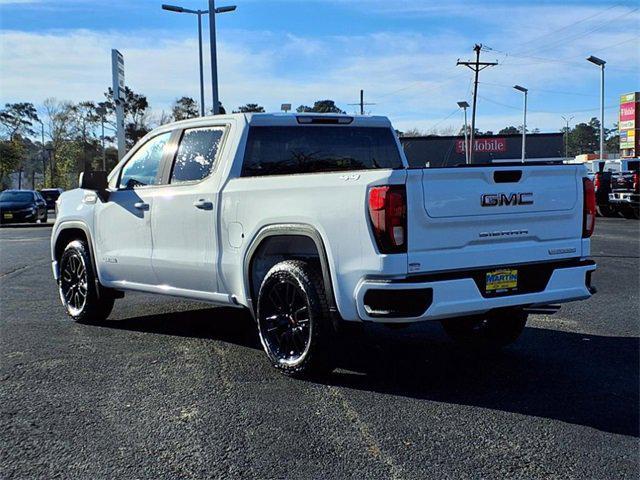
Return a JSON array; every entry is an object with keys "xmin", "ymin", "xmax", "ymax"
[{"xmin": 456, "ymin": 137, "xmax": 507, "ymax": 154}]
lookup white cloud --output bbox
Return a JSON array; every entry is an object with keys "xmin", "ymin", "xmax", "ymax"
[{"xmin": 0, "ymin": 1, "xmax": 637, "ymax": 133}]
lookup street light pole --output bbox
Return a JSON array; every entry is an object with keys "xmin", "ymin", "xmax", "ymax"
[
  {"xmin": 208, "ymin": 0, "xmax": 219, "ymax": 114},
  {"xmin": 457, "ymin": 101, "xmax": 470, "ymax": 164},
  {"xmin": 587, "ymin": 55, "xmax": 606, "ymax": 161},
  {"xmin": 197, "ymin": 11, "xmax": 205, "ymax": 116},
  {"xmin": 514, "ymin": 85, "xmax": 528, "ymax": 163},
  {"xmin": 162, "ymin": 4, "xmax": 210, "ymax": 117}
]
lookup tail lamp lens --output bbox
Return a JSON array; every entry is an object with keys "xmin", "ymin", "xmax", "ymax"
[
  {"xmin": 582, "ymin": 177, "xmax": 596, "ymax": 238},
  {"xmin": 368, "ymin": 185, "xmax": 407, "ymax": 254},
  {"xmin": 594, "ymin": 172, "xmax": 601, "ymax": 190}
]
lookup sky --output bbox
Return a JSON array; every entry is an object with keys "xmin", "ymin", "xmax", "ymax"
[{"xmin": 0, "ymin": 0, "xmax": 638, "ymax": 134}]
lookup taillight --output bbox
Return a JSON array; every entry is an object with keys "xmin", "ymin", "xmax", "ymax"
[
  {"xmin": 593, "ymin": 172, "xmax": 601, "ymax": 191},
  {"xmin": 582, "ymin": 177, "xmax": 596, "ymax": 238},
  {"xmin": 368, "ymin": 185, "xmax": 407, "ymax": 254},
  {"xmin": 633, "ymin": 172, "xmax": 639, "ymax": 192}
]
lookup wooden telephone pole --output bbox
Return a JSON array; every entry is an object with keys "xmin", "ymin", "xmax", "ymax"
[
  {"xmin": 457, "ymin": 45, "xmax": 497, "ymax": 164},
  {"xmin": 349, "ymin": 89, "xmax": 376, "ymax": 115}
]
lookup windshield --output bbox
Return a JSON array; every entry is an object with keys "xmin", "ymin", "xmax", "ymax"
[
  {"xmin": 242, "ymin": 126, "xmax": 403, "ymax": 177},
  {"xmin": 0, "ymin": 191, "xmax": 34, "ymax": 202}
]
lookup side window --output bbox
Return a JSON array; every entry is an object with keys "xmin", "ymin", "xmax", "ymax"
[
  {"xmin": 170, "ymin": 127, "xmax": 225, "ymax": 184},
  {"xmin": 118, "ymin": 132, "xmax": 171, "ymax": 189}
]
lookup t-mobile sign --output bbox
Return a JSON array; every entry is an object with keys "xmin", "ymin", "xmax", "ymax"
[{"xmin": 456, "ymin": 138, "xmax": 507, "ymax": 153}]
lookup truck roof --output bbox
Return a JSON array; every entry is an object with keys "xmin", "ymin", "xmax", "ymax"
[{"xmin": 162, "ymin": 112, "xmax": 393, "ymax": 130}]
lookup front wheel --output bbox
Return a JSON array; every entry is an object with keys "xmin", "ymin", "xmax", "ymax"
[
  {"xmin": 58, "ymin": 240, "xmax": 115, "ymax": 322},
  {"xmin": 441, "ymin": 309, "xmax": 528, "ymax": 350},
  {"xmin": 256, "ymin": 260, "xmax": 334, "ymax": 377}
]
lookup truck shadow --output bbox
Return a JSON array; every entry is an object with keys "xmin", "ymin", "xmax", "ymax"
[{"xmin": 92, "ymin": 307, "xmax": 639, "ymax": 438}]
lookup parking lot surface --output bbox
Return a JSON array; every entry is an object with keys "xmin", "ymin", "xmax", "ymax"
[{"xmin": 1, "ymin": 218, "xmax": 638, "ymax": 479}]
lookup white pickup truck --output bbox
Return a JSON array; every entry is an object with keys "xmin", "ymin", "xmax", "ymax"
[{"xmin": 51, "ymin": 113, "xmax": 597, "ymax": 376}]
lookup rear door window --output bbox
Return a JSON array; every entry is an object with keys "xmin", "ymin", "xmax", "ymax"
[
  {"xmin": 170, "ymin": 127, "xmax": 225, "ymax": 184},
  {"xmin": 241, "ymin": 126, "xmax": 403, "ymax": 177}
]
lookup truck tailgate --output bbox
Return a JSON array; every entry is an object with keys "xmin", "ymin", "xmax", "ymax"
[{"xmin": 405, "ymin": 164, "xmax": 586, "ymax": 274}]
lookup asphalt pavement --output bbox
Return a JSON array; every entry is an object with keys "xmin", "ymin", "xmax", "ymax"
[{"xmin": 1, "ymin": 218, "xmax": 638, "ymax": 479}]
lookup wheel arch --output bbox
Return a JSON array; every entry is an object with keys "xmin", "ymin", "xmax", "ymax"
[
  {"xmin": 243, "ymin": 224, "xmax": 337, "ymax": 318},
  {"xmin": 52, "ymin": 221, "xmax": 98, "ymax": 281}
]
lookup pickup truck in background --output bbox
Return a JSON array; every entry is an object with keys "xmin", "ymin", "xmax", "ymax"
[
  {"xmin": 608, "ymin": 160, "xmax": 639, "ymax": 219},
  {"xmin": 50, "ymin": 113, "xmax": 597, "ymax": 377}
]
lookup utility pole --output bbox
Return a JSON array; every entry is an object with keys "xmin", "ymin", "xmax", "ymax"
[
  {"xmin": 348, "ymin": 89, "xmax": 376, "ymax": 115},
  {"xmin": 561, "ymin": 115, "xmax": 574, "ymax": 159},
  {"xmin": 457, "ymin": 44, "xmax": 497, "ymax": 164}
]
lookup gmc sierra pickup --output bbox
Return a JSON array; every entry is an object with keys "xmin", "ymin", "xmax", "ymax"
[{"xmin": 51, "ymin": 113, "xmax": 597, "ymax": 376}]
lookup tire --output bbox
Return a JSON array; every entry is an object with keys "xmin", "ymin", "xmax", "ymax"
[
  {"xmin": 621, "ymin": 207, "xmax": 639, "ymax": 219},
  {"xmin": 58, "ymin": 240, "xmax": 115, "ymax": 322},
  {"xmin": 256, "ymin": 260, "xmax": 334, "ymax": 377},
  {"xmin": 597, "ymin": 205, "xmax": 618, "ymax": 217},
  {"xmin": 441, "ymin": 309, "xmax": 527, "ymax": 350}
]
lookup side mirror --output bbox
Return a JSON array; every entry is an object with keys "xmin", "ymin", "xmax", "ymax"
[{"xmin": 79, "ymin": 171, "xmax": 108, "ymax": 191}]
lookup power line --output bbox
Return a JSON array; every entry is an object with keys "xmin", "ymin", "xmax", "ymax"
[
  {"xmin": 505, "ymin": 2, "xmax": 622, "ymax": 53},
  {"xmin": 478, "ymin": 94, "xmax": 617, "ymax": 115},
  {"xmin": 479, "ymin": 81, "xmax": 598, "ymax": 98}
]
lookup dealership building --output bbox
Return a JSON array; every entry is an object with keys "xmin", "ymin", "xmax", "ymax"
[{"xmin": 400, "ymin": 133, "xmax": 564, "ymax": 168}]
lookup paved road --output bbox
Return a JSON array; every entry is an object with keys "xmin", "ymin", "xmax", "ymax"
[{"xmin": 1, "ymin": 218, "xmax": 638, "ymax": 479}]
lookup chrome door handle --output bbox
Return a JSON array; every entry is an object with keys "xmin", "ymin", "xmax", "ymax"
[
  {"xmin": 133, "ymin": 202, "xmax": 150, "ymax": 211},
  {"xmin": 193, "ymin": 199, "xmax": 213, "ymax": 210}
]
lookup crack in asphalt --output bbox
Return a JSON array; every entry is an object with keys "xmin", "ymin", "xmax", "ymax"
[
  {"xmin": 0, "ymin": 260, "xmax": 50, "ymax": 279},
  {"xmin": 326, "ymin": 386, "xmax": 406, "ymax": 480}
]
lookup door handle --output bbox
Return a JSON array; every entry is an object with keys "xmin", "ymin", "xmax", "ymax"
[
  {"xmin": 134, "ymin": 202, "xmax": 150, "ymax": 211},
  {"xmin": 193, "ymin": 199, "xmax": 213, "ymax": 210}
]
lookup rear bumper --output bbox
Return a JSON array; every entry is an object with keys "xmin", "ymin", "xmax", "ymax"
[
  {"xmin": 355, "ymin": 259, "xmax": 596, "ymax": 323},
  {"xmin": 608, "ymin": 192, "xmax": 639, "ymax": 206}
]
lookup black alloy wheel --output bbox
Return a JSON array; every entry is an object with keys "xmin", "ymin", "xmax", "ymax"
[
  {"xmin": 59, "ymin": 240, "xmax": 115, "ymax": 322},
  {"xmin": 257, "ymin": 260, "xmax": 334, "ymax": 376},
  {"xmin": 60, "ymin": 250, "xmax": 88, "ymax": 316}
]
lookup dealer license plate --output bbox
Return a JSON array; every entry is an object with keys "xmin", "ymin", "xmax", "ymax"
[
  {"xmin": 3, "ymin": 213, "xmax": 13, "ymax": 220},
  {"xmin": 486, "ymin": 269, "xmax": 518, "ymax": 293}
]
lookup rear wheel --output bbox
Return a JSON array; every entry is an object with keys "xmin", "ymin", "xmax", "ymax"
[
  {"xmin": 256, "ymin": 260, "xmax": 334, "ymax": 377},
  {"xmin": 59, "ymin": 240, "xmax": 115, "ymax": 322},
  {"xmin": 597, "ymin": 205, "xmax": 618, "ymax": 217},
  {"xmin": 441, "ymin": 309, "xmax": 527, "ymax": 350}
]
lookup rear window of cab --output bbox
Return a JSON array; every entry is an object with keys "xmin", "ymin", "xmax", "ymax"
[{"xmin": 241, "ymin": 126, "xmax": 403, "ymax": 177}]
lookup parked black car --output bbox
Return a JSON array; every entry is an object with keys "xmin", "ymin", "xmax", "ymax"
[
  {"xmin": 0, "ymin": 190, "xmax": 48, "ymax": 224},
  {"xmin": 39, "ymin": 188, "xmax": 64, "ymax": 210}
]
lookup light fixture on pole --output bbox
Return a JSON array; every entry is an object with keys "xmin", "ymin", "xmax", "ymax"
[
  {"xmin": 513, "ymin": 85, "xmax": 528, "ymax": 163},
  {"xmin": 586, "ymin": 55, "xmax": 606, "ymax": 161},
  {"xmin": 162, "ymin": 4, "xmax": 210, "ymax": 117},
  {"xmin": 457, "ymin": 101, "xmax": 470, "ymax": 164},
  {"xmin": 208, "ymin": 0, "xmax": 236, "ymax": 115}
]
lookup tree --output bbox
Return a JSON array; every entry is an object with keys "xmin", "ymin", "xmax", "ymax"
[
  {"xmin": 0, "ymin": 102, "xmax": 39, "ymax": 140},
  {"xmin": 567, "ymin": 120, "xmax": 599, "ymax": 156},
  {"xmin": 172, "ymin": 97, "xmax": 199, "ymax": 121},
  {"xmin": 296, "ymin": 100, "xmax": 345, "ymax": 114},
  {"xmin": 498, "ymin": 126, "xmax": 519, "ymax": 135},
  {"xmin": 605, "ymin": 122, "xmax": 619, "ymax": 153},
  {"xmin": 0, "ymin": 140, "xmax": 23, "ymax": 188},
  {"xmin": 104, "ymin": 86, "xmax": 151, "ymax": 148},
  {"xmin": 233, "ymin": 103, "xmax": 265, "ymax": 113},
  {"xmin": 400, "ymin": 128, "xmax": 423, "ymax": 137}
]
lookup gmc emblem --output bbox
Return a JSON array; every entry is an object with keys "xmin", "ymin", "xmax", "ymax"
[{"xmin": 481, "ymin": 192, "xmax": 533, "ymax": 207}]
